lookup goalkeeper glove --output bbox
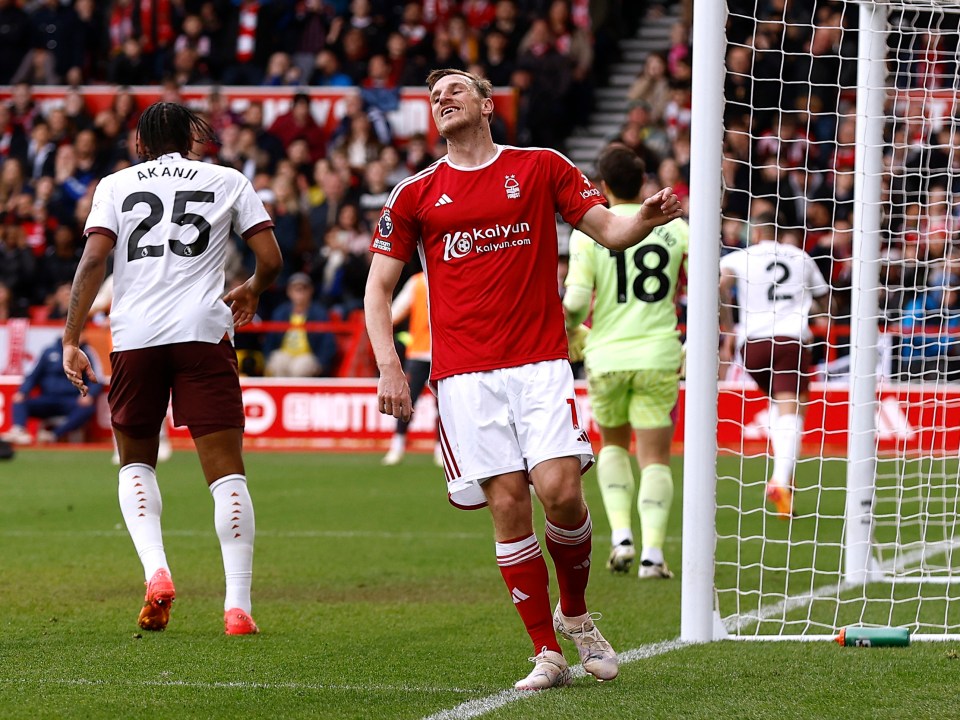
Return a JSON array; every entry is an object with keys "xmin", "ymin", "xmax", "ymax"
[{"xmin": 567, "ymin": 324, "xmax": 590, "ymax": 363}]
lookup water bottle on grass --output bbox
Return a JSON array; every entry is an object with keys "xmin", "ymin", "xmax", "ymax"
[{"xmin": 835, "ymin": 626, "xmax": 910, "ymax": 647}]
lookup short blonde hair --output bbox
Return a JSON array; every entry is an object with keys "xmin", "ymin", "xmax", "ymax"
[{"xmin": 426, "ymin": 68, "xmax": 493, "ymax": 100}]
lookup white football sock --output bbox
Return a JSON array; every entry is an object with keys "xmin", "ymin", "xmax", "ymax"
[
  {"xmin": 210, "ymin": 474, "xmax": 255, "ymax": 613},
  {"xmin": 118, "ymin": 463, "xmax": 169, "ymax": 581},
  {"xmin": 771, "ymin": 413, "xmax": 804, "ymax": 487}
]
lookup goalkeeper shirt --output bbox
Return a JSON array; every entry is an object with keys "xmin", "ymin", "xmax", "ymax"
[{"xmin": 565, "ymin": 206, "xmax": 688, "ymax": 373}]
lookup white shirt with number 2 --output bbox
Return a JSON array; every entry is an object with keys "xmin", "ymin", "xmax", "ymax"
[
  {"xmin": 719, "ymin": 240, "xmax": 829, "ymax": 342},
  {"xmin": 84, "ymin": 152, "xmax": 272, "ymax": 351}
]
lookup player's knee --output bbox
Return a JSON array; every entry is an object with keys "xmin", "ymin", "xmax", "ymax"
[{"xmin": 538, "ymin": 480, "xmax": 584, "ymax": 519}]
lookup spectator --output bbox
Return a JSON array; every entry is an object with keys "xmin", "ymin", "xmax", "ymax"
[
  {"xmin": 0, "ymin": 158, "xmax": 26, "ymax": 213},
  {"xmin": 665, "ymin": 20, "xmax": 690, "ymax": 77},
  {"xmin": 39, "ymin": 223, "xmax": 82, "ymax": 300},
  {"xmin": 357, "ymin": 159, "xmax": 391, "ymax": 228},
  {"xmin": 516, "ymin": 18, "xmax": 571, "ymax": 147},
  {"xmin": 262, "ymin": 51, "xmax": 301, "ymax": 86},
  {"xmin": 310, "ymin": 48, "xmax": 354, "ymax": 86},
  {"xmin": 546, "ymin": 0, "xmax": 593, "ymax": 130},
  {"xmin": 46, "ymin": 280, "xmax": 72, "ymax": 321},
  {"xmin": 10, "ymin": 190, "xmax": 55, "ymax": 262},
  {"xmin": 267, "ymin": 93, "xmax": 327, "ymax": 163},
  {"xmin": 480, "ymin": 29, "xmax": 515, "ymax": 86},
  {"xmin": 397, "ymin": 1, "xmax": 430, "ymax": 56},
  {"xmin": 169, "ymin": 45, "xmax": 213, "ymax": 87},
  {"xmin": 11, "ymin": 47, "xmax": 60, "ymax": 86},
  {"xmin": 268, "ymin": 174, "xmax": 309, "ymax": 284},
  {"xmin": 174, "ymin": 14, "xmax": 214, "ymax": 79},
  {"xmin": 263, "ymin": 273, "xmax": 337, "ymax": 377},
  {"xmin": 0, "ymin": 280, "xmax": 16, "ymax": 321},
  {"xmin": 488, "ymin": 0, "xmax": 526, "ymax": 56},
  {"xmin": 626, "ymin": 52, "xmax": 670, "ymax": 123},
  {"xmin": 0, "ymin": 105, "xmax": 28, "ymax": 166},
  {"xmin": 108, "ymin": 38, "xmax": 154, "ymax": 86},
  {"xmin": 317, "ymin": 203, "xmax": 369, "ymax": 313},
  {"xmin": 68, "ymin": 0, "xmax": 99, "ymax": 84},
  {"xmin": 330, "ymin": 111, "xmax": 384, "ymax": 174},
  {"xmin": 899, "ymin": 282, "xmax": 960, "ymax": 383},
  {"xmin": 27, "ymin": 0, "xmax": 81, "ymax": 82},
  {"xmin": 0, "ymin": 0, "xmax": 29, "ymax": 85},
  {"xmin": 241, "ymin": 102, "xmax": 285, "ymax": 172},
  {"xmin": 62, "ymin": 88, "xmax": 94, "ymax": 134},
  {"xmin": 220, "ymin": 0, "xmax": 282, "ymax": 85},
  {"xmin": 339, "ymin": 27, "xmax": 374, "ymax": 84},
  {"xmin": 360, "ymin": 54, "xmax": 401, "ymax": 118},
  {"xmin": 428, "ymin": 27, "xmax": 467, "ymax": 74},
  {"xmin": 0, "ymin": 224, "xmax": 36, "ymax": 314},
  {"xmin": 22, "ymin": 119, "xmax": 56, "ymax": 181},
  {"xmin": 377, "ymin": 144, "xmax": 407, "ymax": 187},
  {"xmin": 463, "ymin": 0, "xmax": 497, "ymax": 30},
  {"xmin": 447, "ymin": 13, "xmax": 481, "ymax": 65},
  {"xmin": 0, "ymin": 335, "xmax": 103, "ymax": 446},
  {"xmin": 288, "ymin": 0, "xmax": 331, "ymax": 80}
]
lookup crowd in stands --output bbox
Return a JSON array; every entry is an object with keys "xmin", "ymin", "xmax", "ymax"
[
  {"xmin": 6, "ymin": 0, "xmax": 959, "ymax": 384},
  {"xmin": 708, "ymin": 0, "xmax": 960, "ymax": 382},
  {"xmin": 0, "ymin": 0, "xmax": 652, "ymax": 378}
]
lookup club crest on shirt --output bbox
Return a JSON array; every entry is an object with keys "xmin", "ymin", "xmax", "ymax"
[
  {"xmin": 378, "ymin": 209, "xmax": 394, "ymax": 238},
  {"xmin": 504, "ymin": 175, "xmax": 520, "ymax": 199}
]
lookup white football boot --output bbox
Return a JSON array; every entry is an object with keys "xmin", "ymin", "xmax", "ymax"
[
  {"xmin": 553, "ymin": 605, "xmax": 619, "ymax": 681},
  {"xmin": 514, "ymin": 648, "xmax": 572, "ymax": 691}
]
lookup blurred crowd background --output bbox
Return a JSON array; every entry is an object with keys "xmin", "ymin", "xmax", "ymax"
[{"xmin": 1, "ymin": 0, "xmax": 959, "ymax": 383}]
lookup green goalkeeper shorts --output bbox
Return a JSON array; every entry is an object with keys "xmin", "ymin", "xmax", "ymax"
[{"xmin": 586, "ymin": 368, "xmax": 679, "ymax": 430}]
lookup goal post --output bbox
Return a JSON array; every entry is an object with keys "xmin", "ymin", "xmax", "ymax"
[
  {"xmin": 680, "ymin": 0, "xmax": 726, "ymax": 644},
  {"xmin": 683, "ymin": 0, "xmax": 960, "ymax": 641}
]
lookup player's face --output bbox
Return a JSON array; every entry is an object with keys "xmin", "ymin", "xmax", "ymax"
[{"xmin": 430, "ymin": 75, "xmax": 488, "ymax": 138}]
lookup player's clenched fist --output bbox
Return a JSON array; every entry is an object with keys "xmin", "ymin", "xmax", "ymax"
[{"xmin": 377, "ymin": 364, "xmax": 413, "ymax": 421}]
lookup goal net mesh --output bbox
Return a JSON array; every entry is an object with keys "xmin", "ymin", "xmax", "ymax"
[{"xmin": 717, "ymin": 0, "xmax": 960, "ymax": 638}]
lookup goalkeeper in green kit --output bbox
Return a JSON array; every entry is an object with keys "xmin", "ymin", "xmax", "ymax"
[{"xmin": 563, "ymin": 144, "xmax": 688, "ymax": 578}]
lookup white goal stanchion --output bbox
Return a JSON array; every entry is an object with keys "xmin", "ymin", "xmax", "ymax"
[{"xmin": 684, "ymin": 0, "xmax": 960, "ymax": 641}]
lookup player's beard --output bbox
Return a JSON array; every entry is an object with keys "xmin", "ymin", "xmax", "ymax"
[{"xmin": 437, "ymin": 108, "xmax": 474, "ymax": 139}]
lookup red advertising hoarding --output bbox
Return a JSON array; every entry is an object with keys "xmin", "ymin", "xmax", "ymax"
[{"xmin": 1, "ymin": 378, "xmax": 958, "ymax": 455}]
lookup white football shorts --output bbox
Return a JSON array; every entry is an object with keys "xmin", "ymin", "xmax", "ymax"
[{"xmin": 435, "ymin": 359, "xmax": 594, "ymax": 510}]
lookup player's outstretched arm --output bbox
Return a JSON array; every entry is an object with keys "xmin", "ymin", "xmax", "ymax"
[
  {"xmin": 224, "ymin": 228, "xmax": 282, "ymax": 327},
  {"xmin": 365, "ymin": 253, "xmax": 413, "ymax": 421},
  {"xmin": 577, "ymin": 187, "xmax": 682, "ymax": 252},
  {"xmin": 63, "ymin": 232, "xmax": 113, "ymax": 396}
]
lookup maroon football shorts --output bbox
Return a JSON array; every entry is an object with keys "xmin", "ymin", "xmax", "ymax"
[
  {"xmin": 742, "ymin": 336, "xmax": 812, "ymax": 397},
  {"xmin": 109, "ymin": 340, "xmax": 244, "ymax": 439}
]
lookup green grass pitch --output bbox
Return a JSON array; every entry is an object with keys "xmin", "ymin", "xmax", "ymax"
[{"xmin": 1, "ymin": 449, "xmax": 959, "ymax": 719}]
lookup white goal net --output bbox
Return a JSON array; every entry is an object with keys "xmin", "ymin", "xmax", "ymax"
[{"xmin": 694, "ymin": 0, "xmax": 960, "ymax": 640}]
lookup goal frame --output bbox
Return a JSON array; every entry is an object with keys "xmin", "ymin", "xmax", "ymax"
[{"xmin": 682, "ymin": 0, "xmax": 960, "ymax": 643}]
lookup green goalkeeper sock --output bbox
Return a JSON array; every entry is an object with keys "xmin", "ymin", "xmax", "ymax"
[
  {"xmin": 638, "ymin": 463, "xmax": 674, "ymax": 557},
  {"xmin": 596, "ymin": 446, "xmax": 636, "ymax": 546}
]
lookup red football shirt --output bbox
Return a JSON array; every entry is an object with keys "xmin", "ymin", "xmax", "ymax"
[{"xmin": 370, "ymin": 145, "xmax": 606, "ymax": 380}]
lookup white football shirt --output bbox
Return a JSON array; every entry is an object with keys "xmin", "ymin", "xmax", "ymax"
[
  {"xmin": 719, "ymin": 240, "xmax": 829, "ymax": 342},
  {"xmin": 84, "ymin": 153, "xmax": 273, "ymax": 351}
]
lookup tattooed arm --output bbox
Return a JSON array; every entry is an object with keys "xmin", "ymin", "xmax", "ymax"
[{"xmin": 63, "ymin": 232, "xmax": 114, "ymax": 396}]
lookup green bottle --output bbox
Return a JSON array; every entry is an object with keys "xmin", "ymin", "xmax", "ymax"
[{"xmin": 835, "ymin": 626, "xmax": 910, "ymax": 647}]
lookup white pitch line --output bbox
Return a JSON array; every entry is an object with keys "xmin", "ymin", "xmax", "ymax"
[
  {"xmin": 0, "ymin": 677, "xmax": 477, "ymax": 695},
  {"xmin": 0, "ymin": 529, "xmax": 486, "ymax": 540},
  {"xmin": 419, "ymin": 539, "xmax": 960, "ymax": 719},
  {"xmin": 725, "ymin": 539, "xmax": 960, "ymax": 634},
  {"xmin": 419, "ymin": 639, "xmax": 687, "ymax": 720}
]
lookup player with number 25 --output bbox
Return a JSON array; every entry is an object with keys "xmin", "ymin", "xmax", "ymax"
[{"xmin": 62, "ymin": 102, "xmax": 282, "ymax": 636}]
